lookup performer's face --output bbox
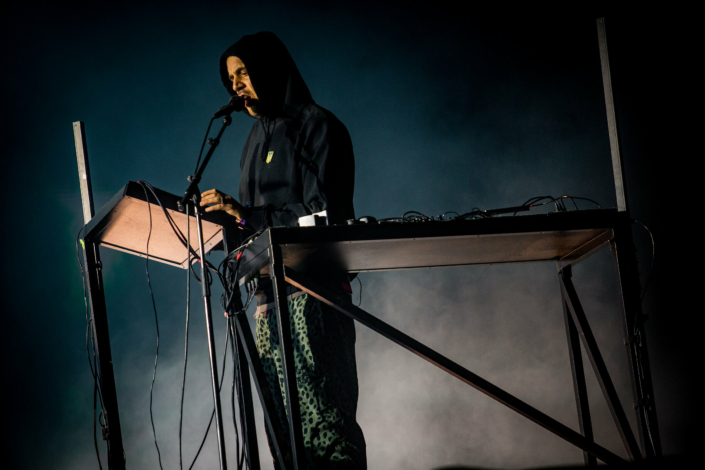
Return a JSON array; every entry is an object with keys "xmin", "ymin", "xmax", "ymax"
[{"xmin": 226, "ymin": 56, "xmax": 260, "ymax": 117}]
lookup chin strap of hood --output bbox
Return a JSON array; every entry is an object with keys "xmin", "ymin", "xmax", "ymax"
[{"xmin": 219, "ymin": 31, "xmax": 314, "ymax": 119}]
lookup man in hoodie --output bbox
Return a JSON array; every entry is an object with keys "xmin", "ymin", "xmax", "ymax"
[{"xmin": 199, "ymin": 32, "xmax": 366, "ymax": 470}]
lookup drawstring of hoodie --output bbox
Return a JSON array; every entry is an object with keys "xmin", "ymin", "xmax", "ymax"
[{"xmin": 259, "ymin": 117, "xmax": 276, "ymax": 162}]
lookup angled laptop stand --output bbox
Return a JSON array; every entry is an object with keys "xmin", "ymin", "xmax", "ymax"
[{"xmin": 82, "ymin": 181, "xmax": 227, "ymax": 268}]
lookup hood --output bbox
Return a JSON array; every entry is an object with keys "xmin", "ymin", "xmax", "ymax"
[{"xmin": 219, "ymin": 31, "xmax": 314, "ymax": 118}]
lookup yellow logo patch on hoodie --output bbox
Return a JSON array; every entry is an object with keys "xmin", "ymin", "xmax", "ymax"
[{"xmin": 266, "ymin": 151, "xmax": 274, "ymax": 164}]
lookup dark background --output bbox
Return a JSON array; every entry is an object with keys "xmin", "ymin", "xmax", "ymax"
[{"xmin": 1, "ymin": 1, "xmax": 695, "ymax": 468}]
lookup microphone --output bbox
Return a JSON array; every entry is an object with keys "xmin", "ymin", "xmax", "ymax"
[{"xmin": 213, "ymin": 95, "xmax": 245, "ymax": 118}]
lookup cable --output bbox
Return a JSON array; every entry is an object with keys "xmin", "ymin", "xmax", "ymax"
[
  {"xmin": 139, "ymin": 183, "xmax": 192, "ymax": 254},
  {"xmin": 76, "ymin": 229, "xmax": 107, "ymax": 468},
  {"xmin": 138, "ymin": 182, "xmax": 165, "ymax": 470},
  {"xmin": 221, "ymin": 254, "xmax": 245, "ymax": 313},
  {"xmin": 567, "ymin": 196, "xmax": 602, "ymax": 209},
  {"xmin": 140, "ymin": 182, "xmax": 204, "ymax": 265},
  {"xmin": 371, "ymin": 195, "xmax": 604, "ymax": 226},
  {"xmin": 230, "ymin": 321, "xmax": 241, "ymax": 469},
  {"xmin": 403, "ymin": 211, "xmax": 433, "ymax": 222},
  {"xmin": 439, "ymin": 211, "xmax": 460, "ymax": 220},
  {"xmin": 229, "ymin": 316, "xmax": 243, "ymax": 470},
  {"xmin": 217, "ymin": 229, "xmax": 264, "ymax": 316},
  {"xmin": 562, "ymin": 195, "xmax": 580, "ymax": 211},
  {"xmin": 138, "ymin": 178, "xmax": 247, "ymax": 469},
  {"xmin": 633, "ymin": 220, "xmax": 655, "ymax": 304},
  {"xmin": 139, "ymin": 181, "xmax": 224, "ymax": 285},
  {"xmin": 179, "ymin": 203, "xmax": 192, "ymax": 470},
  {"xmin": 632, "ymin": 219, "xmax": 656, "ymax": 305},
  {"xmin": 138, "ymin": 181, "xmax": 256, "ymax": 469},
  {"xmin": 455, "ymin": 209, "xmax": 488, "ymax": 220},
  {"xmin": 88, "ymin": 317, "xmax": 106, "ymax": 466},
  {"xmin": 79, "ymin": 179, "xmax": 256, "ymax": 469},
  {"xmin": 218, "ymin": 241, "xmax": 261, "ymax": 470},
  {"xmin": 77, "ymin": 233, "xmax": 101, "ymax": 392},
  {"xmin": 188, "ymin": 323, "xmax": 231, "ymax": 470},
  {"xmin": 222, "ymin": 284, "xmax": 256, "ymax": 470},
  {"xmin": 520, "ymin": 196, "xmax": 562, "ymax": 213},
  {"xmin": 513, "ymin": 195, "xmax": 604, "ymax": 216},
  {"xmin": 622, "ymin": 220, "xmax": 657, "ymax": 454},
  {"xmin": 93, "ymin": 374, "xmax": 104, "ymax": 470}
]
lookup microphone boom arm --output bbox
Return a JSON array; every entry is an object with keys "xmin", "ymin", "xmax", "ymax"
[{"xmin": 178, "ymin": 115, "xmax": 232, "ymax": 211}]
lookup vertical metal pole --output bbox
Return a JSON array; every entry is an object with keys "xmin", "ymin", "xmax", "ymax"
[
  {"xmin": 559, "ymin": 266, "xmax": 596, "ymax": 467},
  {"xmin": 597, "ymin": 21, "xmax": 661, "ymax": 458},
  {"xmin": 611, "ymin": 220, "xmax": 662, "ymax": 458},
  {"xmin": 597, "ymin": 17, "xmax": 629, "ymax": 213},
  {"xmin": 269, "ymin": 243, "xmax": 306, "ymax": 470},
  {"xmin": 74, "ymin": 122, "xmax": 95, "ymax": 225},
  {"xmin": 74, "ymin": 121, "xmax": 126, "ymax": 469},
  {"xmin": 195, "ymin": 204, "xmax": 228, "ymax": 469}
]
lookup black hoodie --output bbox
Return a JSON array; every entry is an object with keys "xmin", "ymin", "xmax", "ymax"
[{"xmin": 219, "ymin": 32, "xmax": 355, "ymax": 230}]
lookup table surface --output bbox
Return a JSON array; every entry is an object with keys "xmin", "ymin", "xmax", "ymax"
[{"xmin": 235, "ymin": 209, "xmax": 622, "ymax": 283}]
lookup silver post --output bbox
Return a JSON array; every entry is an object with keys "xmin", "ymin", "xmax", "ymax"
[
  {"xmin": 195, "ymin": 200, "xmax": 228, "ymax": 469},
  {"xmin": 597, "ymin": 17, "xmax": 629, "ymax": 213},
  {"xmin": 74, "ymin": 121, "xmax": 95, "ymax": 223}
]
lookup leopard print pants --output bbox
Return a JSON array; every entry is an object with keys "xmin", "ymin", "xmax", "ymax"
[{"xmin": 256, "ymin": 294, "xmax": 367, "ymax": 469}]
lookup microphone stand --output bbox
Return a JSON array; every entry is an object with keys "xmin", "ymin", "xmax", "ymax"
[{"xmin": 179, "ymin": 115, "xmax": 232, "ymax": 470}]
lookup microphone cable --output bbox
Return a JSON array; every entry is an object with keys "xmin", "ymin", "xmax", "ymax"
[
  {"xmin": 179, "ymin": 202, "xmax": 192, "ymax": 470},
  {"xmin": 634, "ymin": 220, "xmax": 655, "ymax": 303},
  {"xmin": 229, "ymin": 314, "xmax": 249, "ymax": 470},
  {"xmin": 138, "ymin": 182, "xmax": 165, "ymax": 470},
  {"xmin": 187, "ymin": 322, "xmax": 231, "ymax": 470}
]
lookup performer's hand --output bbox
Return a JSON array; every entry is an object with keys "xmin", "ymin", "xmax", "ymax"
[{"xmin": 200, "ymin": 189, "xmax": 248, "ymax": 221}]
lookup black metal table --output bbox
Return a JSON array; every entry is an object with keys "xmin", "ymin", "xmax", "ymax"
[{"xmin": 230, "ymin": 208, "xmax": 660, "ymax": 469}]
